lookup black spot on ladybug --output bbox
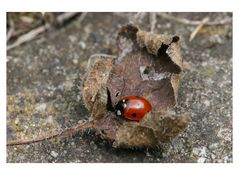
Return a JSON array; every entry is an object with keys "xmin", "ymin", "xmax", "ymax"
[{"xmin": 132, "ymin": 113, "xmax": 137, "ymax": 117}]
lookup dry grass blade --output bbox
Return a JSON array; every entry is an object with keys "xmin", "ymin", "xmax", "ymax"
[
  {"xmin": 150, "ymin": 13, "xmax": 157, "ymax": 33},
  {"xmin": 130, "ymin": 12, "xmax": 147, "ymax": 24},
  {"xmin": 189, "ymin": 17, "xmax": 210, "ymax": 42},
  {"xmin": 7, "ymin": 27, "xmax": 14, "ymax": 42},
  {"xmin": 7, "ymin": 25, "xmax": 47, "ymax": 50},
  {"xmin": 158, "ymin": 13, "xmax": 231, "ymax": 26},
  {"xmin": 7, "ymin": 12, "xmax": 82, "ymax": 51}
]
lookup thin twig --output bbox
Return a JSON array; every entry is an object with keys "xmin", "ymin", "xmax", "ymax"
[
  {"xmin": 7, "ymin": 19, "xmax": 15, "ymax": 42},
  {"xmin": 56, "ymin": 12, "xmax": 79, "ymax": 24},
  {"xmin": 76, "ymin": 12, "xmax": 88, "ymax": 24},
  {"xmin": 7, "ymin": 27, "xmax": 14, "ymax": 42},
  {"xmin": 129, "ymin": 12, "xmax": 147, "ymax": 24},
  {"xmin": 150, "ymin": 13, "xmax": 157, "ymax": 33},
  {"xmin": 7, "ymin": 12, "xmax": 80, "ymax": 51},
  {"xmin": 7, "ymin": 25, "xmax": 47, "ymax": 50},
  {"xmin": 157, "ymin": 13, "xmax": 231, "ymax": 26},
  {"xmin": 189, "ymin": 17, "xmax": 210, "ymax": 42},
  {"xmin": 7, "ymin": 121, "xmax": 93, "ymax": 146}
]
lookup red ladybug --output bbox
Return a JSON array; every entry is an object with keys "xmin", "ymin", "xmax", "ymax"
[{"xmin": 114, "ymin": 96, "xmax": 152, "ymax": 121}]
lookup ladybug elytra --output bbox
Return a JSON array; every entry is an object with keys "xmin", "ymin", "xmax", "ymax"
[
  {"xmin": 107, "ymin": 88, "xmax": 152, "ymax": 121},
  {"xmin": 114, "ymin": 96, "xmax": 152, "ymax": 121}
]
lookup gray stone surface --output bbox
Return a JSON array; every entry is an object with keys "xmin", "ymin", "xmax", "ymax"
[{"xmin": 7, "ymin": 12, "xmax": 232, "ymax": 163}]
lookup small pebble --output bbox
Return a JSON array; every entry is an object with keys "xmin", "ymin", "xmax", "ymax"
[
  {"xmin": 46, "ymin": 115, "xmax": 53, "ymax": 124},
  {"xmin": 14, "ymin": 118, "xmax": 19, "ymax": 124},
  {"xmin": 78, "ymin": 41, "xmax": 86, "ymax": 49},
  {"xmin": 50, "ymin": 151, "xmax": 58, "ymax": 158},
  {"xmin": 68, "ymin": 35, "xmax": 77, "ymax": 42},
  {"xmin": 35, "ymin": 103, "xmax": 47, "ymax": 112},
  {"xmin": 209, "ymin": 143, "xmax": 218, "ymax": 150},
  {"xmin": 192, "ymin": 146, "xmax": 207, "ymax": 156},
  {"xmin": 72, "ymin": 58, "xmax": 78, "ymax": 65},
  {"xmin": 204, "ymin": 100, "xmax": 210, "ymax": 107}
]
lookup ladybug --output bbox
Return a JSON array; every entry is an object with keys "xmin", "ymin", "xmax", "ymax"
[
  {"xmin": 106, "ymin": 88, "xmax": 152, "ymax": 121},
  {"xmin": 114, "ymin": 96, "xmax": 152, "ymax": 121}
]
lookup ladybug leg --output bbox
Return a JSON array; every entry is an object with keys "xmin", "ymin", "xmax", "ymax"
[{"xmin": 116, "ymin": 109, "xmax": 122, "ymax": 116}]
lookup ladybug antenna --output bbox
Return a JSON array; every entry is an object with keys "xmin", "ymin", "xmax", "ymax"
[{"xmin": 106, "ymin": 87, "xmax": 115, "ymax": 111}]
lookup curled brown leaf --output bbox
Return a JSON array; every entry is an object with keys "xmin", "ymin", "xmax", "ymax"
[{"xmin": 82, "ymin": 24, "xmax": 191, "ymax": 148}]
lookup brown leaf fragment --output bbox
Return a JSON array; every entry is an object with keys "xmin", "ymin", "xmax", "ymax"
[
  {"xmin": 153, "ymin": 114, "xmax": 191, "ymax": 143},
  {"xmin": 82, "ymin": 56, "xmax": 113, "ymax": 112},
  {"xmin": 140, "ymin": 112, "xmax": 191, "ymax": 143},
  {"xmin": 114, "ymin": 122, "xmax": 157, "ymax": 148},
  {"xmin": 137, "ymin": 31, "xmax": 174, "ymax": 55},
  {"xmin": 166, "ymin": 42, "xmax": 183, "ymax": 71},
  {"xmin": 113, "ymin": 112, "xmax": 191, "ymax": 148},
  {"xmin": 82, "ymin": 23, "xmax": 191, "ymax": 148},
  {"xmin": 93, "ymin": 112, "xmax": 123, "ymax": 141},
  {"xmin": 107, "ymin": 41, "xmax": 179, "ymax": 111},
  {"xmin": 89, "ymin": 86, "xmax": 108, "ymax": 120}
]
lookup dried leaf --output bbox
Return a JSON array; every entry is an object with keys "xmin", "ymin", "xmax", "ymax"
[
  {"xmin": 82, "ymin": 56, "xmax": 113, "ymax": 113},
  {"xmin": 82, "ymin": 24, "xmax": 191, "ymax": 148}
]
